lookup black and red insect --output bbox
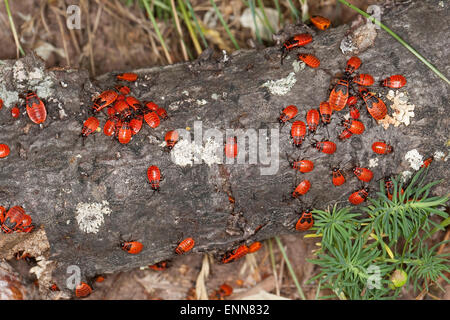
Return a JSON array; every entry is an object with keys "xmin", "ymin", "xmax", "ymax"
[
  {"xmin": 345, "ymin": 56, "xmax": 362, "ymax": 76},
  {"xmin": 0, "ymin": 206, "xmax": 34, "ymax": 233},
  {"xmin": 292, "ymin": 180, "xmax": 311, "ymax": 197},
  {"xmin": 361, "ymin": 91, "xmax": 387, "ymax": 121},
  {"xmin": 319, "ymin": 101, "xmax": 332, "ymax": 124},
  {"xmin": 353, "ymin": 73, "xmax": 374, "ymax": 86},
  {"xmin": 24, "ymin": 91, "xmax": 47, "ymax": 124},
  {"xmin": 148, "ymin": 261, "xmax": 169, "ymax": 271},
  {"xmin": 349, "ymin": 187, "xmax": 369, "ymax": 205},
  {"xmin": 147, "ymin": 165, "xmax": 161, "ymax": 191},
  {"xmin": 165, "ymin": 130, "xmax": 179, "ymax": 150},
  {"xmin": 329, "ymin": 79, "xmax": 349, "ymax": 111},
  {"xmin": 298, "ymin": 53, "xmax": 320, "ymax": 68},
  {"xmin": 222, "ymin": 244, "xmax": 249, "ymax": 264},
  {"xmin": 295, "ymin": 209, "xmax": 314, "ymax": 231},
  {"xmin": 310, "ymin": 15, "xmax": 331, "ymax": 30},
  {"xmin": 352, "ymin": 166, "xmax": 374, "ymax": 183},
  {"xmin": 92, "ymin": 90, "xmax": 118, "ymax": 112},
  {"xmin": 289, "ymin": 158, "xmax": 314, "ymax": 173},
  {"xmin": 175, "ymin": 237, "xmax": 195, "ymax": 255},
  {"xmin": 341, "ymin": 119, "xmax": 365, "ymax": 135},
  {"xmin": 372, "ymin": 141, "xmax": 393, "ymax": 154},
  {"xmin": 279, "ymin": 105, "xmax": 298, "ymax": 124},
  {"xmin": 75, "ymin": 282, "xmax": 92, "ymax": 298},
  {"xmin": 280, "ymin": 33, "xmax": 312, "ymax": 64},
  {"xmin": 380, "ymin": 75, "xmax": 407, "ymax": 89},
  {"xmin": 291, "ymin": 121, "xmax": 306, "ymax": 147},
  {"xmin": 120, "ymin": 240, "xmax": 143, "ymax": 254},
  {"xmin": 332, "ymin": 167, "xmax": 346, "ymax": 186},
  {"xmin": 312, "ymin": 140, "xmax": 336, "ymax": 154},
  {"xmin": 306, "ymin": 109, "xmax": 320, "ymax": 133}
]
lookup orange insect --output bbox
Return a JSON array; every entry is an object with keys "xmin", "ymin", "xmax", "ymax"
[
  {"xmin": 345, "ymin": 56, "xmax": 362, "ymax": 75},
  {"xmin": 310, "ymin": 15, "xmax": 331, "ymax": 30},
  {"xmin": 372, "ymin": 141, "xmax": 393, "ymax": 154},
  {"xmin": 292, "ymin": 180, "xmax": 311, "ymax": 197},
  {"xmin": 129, "ymin": 116, "xmax": 143, "ymax": 135},
  {"xmin": 280, "ymin": 33, "xmax": 313, "ymax": 64},
  {"xmin": 279, "ymin": 105, "xmax": 298, "ymax": 124},
  {"xmin": 353, "ymin": 73, "xmax": 374, "ymax": 86},
  {"xmin": 329, "ymin": 79, "xmax": 349, "ymax": 111},
  {"xmin": 341, "ymin": 119, "xmax": 365, "ymax": 135},
  {"xmin": 11, "ymin": 105, "xmax": 20, "ymax": 119},
  {"xmin": 165, "ymin": 130, "xmax": 179, "ymax": 150},
  {"xmin": 175, "ymin": 237, "xmax": 195, "ymax": 255},
  {"xmin": 92, "ymin": 90, "xmax": 118, "ymax": 112},
  {"xmin": 117, "ymin": 72, "xmax": 138, "ymax": 82},
  {"xmin": 248, "ymin": 241, "xmax": 262, "ymax": 253},
  {"xmin": 332, "ymin": 167, "xmax": 346, "ymax": 186},
  {"xmin": 148, "ymin": 261, "xmax": 168, "ymax": 271},
  {"xmin": 222, "ymin": 245, "xmax": 249, "ymax": 264},
  {"xmin": 81, "ymin": 117, "xmax": 100, "ymax": 140},
  {"xmin": 75, "ymin": 282, "xmax": 92, "ymax": 298},
  {"xmin": 319, "ymin": 101, "xmax": 332, "ymax": 124},
  {"xmin": 298, "ymin": 53, "xmax": 320, "ymax": 68},
  {"xmin": 352, "ymin": 167, "xmax": 374, "ymax": 183},
  {"xmin": 115, "ymin": 85, "xmax": 131, "ymax": 95},
  {"xmin": 362, "ymin": 91, "xmax": 387, "ymax": 120},
  {"xmin": 144, "ymin": 111, "xmax": 160, "ymax": 129},
  {"xmin": 0, "ymin": 144, "xmax": 10, "ymax": 158},
  {"xmin": 118, "ymin": 121, "xmax": 132, "ymax": 144},
  {"xmin": 25, "ymin": 91, "xmax": 47, "ymax": 124},
  {"xmin": 120, "ymin": 240, "xmax": 143, "ymax": 254},
  {"xmin": 380, "ymin": 75, "xmax": 407, "ymax": 89},
  {"xmin": 295, "ymin": 209, "xmax": 314, "ymax": 231}
]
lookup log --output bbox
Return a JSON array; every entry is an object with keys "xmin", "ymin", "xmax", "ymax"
[{"xmin": 0, "ymin": 0, "xmax": 448, "ymax": 297}]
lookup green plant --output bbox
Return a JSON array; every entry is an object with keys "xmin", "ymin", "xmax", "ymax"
[{"xmin": 308, "ymin": 168, "xmax": 449, "ymax": 300}]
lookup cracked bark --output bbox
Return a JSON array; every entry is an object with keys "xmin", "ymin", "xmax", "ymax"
[{"xmin": 0, "ymin": 0, "xmax": 448, "ymax": 296}]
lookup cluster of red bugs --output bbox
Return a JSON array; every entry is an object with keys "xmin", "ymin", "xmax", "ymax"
[
  {"xmin": 280, "ymin": 15, "xmax": 331, "ymax": 67},
  {"xmin": 278, "ymin": 26, "xmax": 409, "ymax": 231},
  {"xmin": 80, "ymin": 72, "xmax": 173, "ymax": 146}
]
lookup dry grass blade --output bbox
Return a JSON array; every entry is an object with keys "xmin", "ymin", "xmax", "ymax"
[
  {"xmin": 4, "ymin": 0, "xmax": 25, "ymax": 57},
  {"xmin": 170, "ymin": 0, "xmax": 188, "ymax": 61},
  {"xmin": 195, "ymin": 253, "xmax": 210, "ymax": 300},
  {"xmin": 50, "ymin": 6, "xmax": 70, "ymax": 67}
]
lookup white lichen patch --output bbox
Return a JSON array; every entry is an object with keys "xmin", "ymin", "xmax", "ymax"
[
  {"xmin": 261, "ymin": 72, "xmax": 297, "ymax": 96},
  {"xmin": 405, "ymin": 149, "xmax": 423, "ymax": 170},
  {"xmin": 292, "ymin": 60, "xmax": 305, "ymax": 73},
  {"xmin": 75, "ymin": 201, "xmax": 112, "ymax": 234},
  {"xmin": 433, "ymin": 150, "xmax": 445, "ymax": 160},
  {"xmin": 211, "ymin": 93, "xmax": 219, "ymax": 100},
  {"xmin": 196, "ymin": 99, "xmax": 208, "ymax": 106},
  {"xmin": 368, "ymin": 158, "xmax": 379, "ymax": 168},
  {"xmin": 0, "ymin": 84, "xmax": 19, "ymax": 109},
  {"xmin": 383, "ymin": 90, "xmax": 416, "ymax": 128},
  {"xmin": 171, "ymin": 138, "xmax": 222, "ymax": 167},
  {"xmin": 401, "ymin": 170, "xmax": 413, "ymax": 183}
]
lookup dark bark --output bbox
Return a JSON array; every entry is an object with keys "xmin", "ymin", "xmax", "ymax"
[{"xmin": 0, "ymin": 0, "xmax": 448, "ymax": 295}]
